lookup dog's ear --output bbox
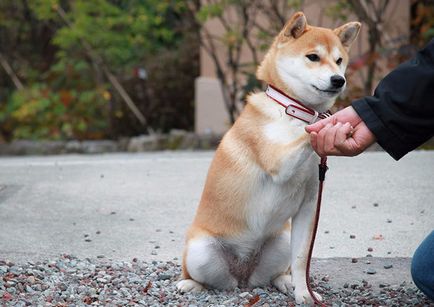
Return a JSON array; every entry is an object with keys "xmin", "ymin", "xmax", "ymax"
[
  {"xmin": 283, "ymin": 12, "xmax": 307, "ymax": 39},
  {"xmin": 334, "ymin": 22, "xmax": 361, "ymax": 48}
]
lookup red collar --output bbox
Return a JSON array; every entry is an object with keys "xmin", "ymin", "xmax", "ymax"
[{"xmin": 265, "ymin": 85, "xmax": 331, "ymax": 124}]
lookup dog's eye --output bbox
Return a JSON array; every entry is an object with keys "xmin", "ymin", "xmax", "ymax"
[
  {"xmin": 336, "ymin": 58, "xmax": 343, "ymax": 65},
  {"xmin": 306, "ymin": 54, "xmax": 320, "ymax": 62}
]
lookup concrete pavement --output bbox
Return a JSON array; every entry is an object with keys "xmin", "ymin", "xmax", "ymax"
[
  {"xmin": 0, "ymin": 150, "xmax": 433, "ymax": 288},
  {"xmin": 0, "ymin": 150, "xmax": 433, "ymax": 262}
]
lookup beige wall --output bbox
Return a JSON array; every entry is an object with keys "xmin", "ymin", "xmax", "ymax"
[{"xmin": 195, "ymin": 1, "xmax": 410, "ymax": 134}]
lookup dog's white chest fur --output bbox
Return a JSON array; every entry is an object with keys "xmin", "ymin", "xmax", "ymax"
[{"xmin": 229, "ymin": 114, "xmax": 318, "ymax": 257}]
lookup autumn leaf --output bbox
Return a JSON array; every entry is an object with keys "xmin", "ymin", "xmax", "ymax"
[
  {"xmin": 245, "ymin": 294, "xmax": 260, "ymax": 307},
  {"xmin": 142, "ymin": 281, "xmax": 152, "ymax": 294}
]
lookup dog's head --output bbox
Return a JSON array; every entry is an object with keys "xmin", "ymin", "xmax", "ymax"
[{"xmin": 257, "ymin": 12, "xmax": 361, "ymax": 111}]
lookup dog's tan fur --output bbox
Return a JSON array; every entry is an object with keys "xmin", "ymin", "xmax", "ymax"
[{"xmin": 177, "ymin": 12, "xmax": 360, "ymax": 305}]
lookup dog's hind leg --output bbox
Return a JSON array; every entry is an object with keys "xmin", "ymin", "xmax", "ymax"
[
  {"xmin": 177, "ymin": 235, "xmax": 238, "ymax": 292},
  {"xmin": 248, "ymin": 228, "xmax": 292, "ymax": 291}
]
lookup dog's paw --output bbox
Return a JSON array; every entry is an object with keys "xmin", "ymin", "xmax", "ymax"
[
  {"xmin": 294, "ymin": 289, "xmax": 322, "ymax": 305},
  {"xmin": 272, "ymin": 274, "xmax": 293, "ymax": 293},
  {"xmin": 176, "ymin": 279, "xmax": 204, "ymax": 293}
]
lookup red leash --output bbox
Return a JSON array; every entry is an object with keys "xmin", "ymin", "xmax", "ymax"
[
  {"xmin": 305, "ymin": 156, "xmax": 328, "ymax": 306},
  {"xmin": 264, "ymin": 84, "xmax": 330, "ymax": 305}
]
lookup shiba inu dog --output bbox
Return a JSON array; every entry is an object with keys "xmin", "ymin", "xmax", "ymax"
[{"xmin": 177, "ymin": 12, "xmax": 360, "ymax": 305}]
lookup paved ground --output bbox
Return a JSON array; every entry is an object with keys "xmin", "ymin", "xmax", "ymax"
[{"xmin": 0, "ymin": 150, "xmax": 433, "ymax": 290}]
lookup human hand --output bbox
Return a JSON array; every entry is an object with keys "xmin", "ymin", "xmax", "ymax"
[{"xmin": 305, "ymin": 106, "xmax": 376, "ymax": 157}]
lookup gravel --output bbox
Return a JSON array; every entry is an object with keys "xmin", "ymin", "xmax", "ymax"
[{"xmin": 1, "ymin": 255, "xmax": 433, "ymax": 306}]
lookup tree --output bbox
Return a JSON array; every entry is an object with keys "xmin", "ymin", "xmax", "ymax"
[
  {"xmin": 186, "ymin": 0, "xmax": 304, "ymax": 123},
  {"xmin": 347, "ymin": 0, "xmax": 393, "ymax": 95},
  {"xmin": 0, "ymin": 0, "xmax": 199, "ymax": 141}
]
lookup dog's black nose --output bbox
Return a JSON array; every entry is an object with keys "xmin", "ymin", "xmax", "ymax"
[{"xmin": 330, "ymin": 75, "xmax": 346, "ymax": 88}]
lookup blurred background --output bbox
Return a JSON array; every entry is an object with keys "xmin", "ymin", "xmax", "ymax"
[{"xmin": 0, "ymin": 0, "xmax": 432, "ymax": 144}]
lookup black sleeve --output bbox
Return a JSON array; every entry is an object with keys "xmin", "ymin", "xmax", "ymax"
[{"xmin": 351, "ymin": 39, "xmax": 434, "ymax": 160}]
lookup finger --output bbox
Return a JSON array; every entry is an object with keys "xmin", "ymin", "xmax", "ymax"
[
  {"xmin": 324, "ymin": 122, "xmax": 343, "ymax": 153},
  {"xmin": 305, "ymin": 115, "xmax": 335, "ymax": 133},
  {"xmin": 336, "ymin": 127, "xmax": 364, "ymax": 156},
  {"xmin": 310, "ymin": 132, "xmax": 318, "ymax": 152},
  {"xmin": 316, "ymin": 123, "xmax": 333, "ymax": 156},
  {"xmin": 335, "ymin": 122, "xmax": 353, "ymax": 147}
]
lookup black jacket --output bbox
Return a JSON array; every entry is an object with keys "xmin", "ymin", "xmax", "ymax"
[{"xmin": 352, "ymin": 39, "xmax": 434, "ymax": 160}]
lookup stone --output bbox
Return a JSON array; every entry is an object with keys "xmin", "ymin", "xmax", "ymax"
[
  {"xmin": 157, "ymin": 274, "xmax": 171, "ymax": 281},
  {"xmin": 239, "ymin": 292, "xmax": 250, "ymax": 298},
  {"xmin": 366, "ymin": 268, "xmax": 377, "ymax": 275},
  {"xmin": 127, "ymin": 135, "xmax": 160, "ymax": 152}
]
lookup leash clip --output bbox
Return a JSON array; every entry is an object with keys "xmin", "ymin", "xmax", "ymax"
[
  {"xmin": 318, "ymin": 158, "xmax": 328, "ymax": 182},
  {"xmin": 309, "ymin": 110, "xmax": 319, "ymax": 124}
]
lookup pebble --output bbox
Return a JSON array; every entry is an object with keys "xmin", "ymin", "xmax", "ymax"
[
  {"xmin": 26, "ymin": 276, "xmax": 35, "ymax": 284},
  {"xmin": 157, "ymin": 274, "xmax": 172, "ymax": 281},
  {"xmin": 151, "ymin": 250, "xmax": 158, "ymax": 255},
  {"xmin": 367, "ymin": 247, "xmax": 373, "ymax": 252},
  {"xmin": 0, "ymin": 256, "xmax": 431, "ymax": 306},
  {"xmin": 350, "ymin": 235, "xmax": 356, "ymax": 239},
  {"xmin": 366, "ymin": 268, "xmax": 377, "ymax": 275},
  {"xmin": 384, "ymin": 264, "xmax": 393, "ymax": 269},
  {"xmin": 351, "ymin": 258, "xmax": 358, "ymax": 263},
  {"xmin": 373, "ymin": 203, "xmax": 379, "ymax": 207},
  {"xmin": 25, "ymin": 285, "xmax": 34, "ymax": 293}
]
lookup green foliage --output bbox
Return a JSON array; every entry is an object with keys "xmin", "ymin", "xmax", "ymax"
[
  {"xmin": 4, "ymin": 85, "xmax": 109, "ymax": 140},
  {"xmin": 325, "ymin": 1, "xmax": 352, "ymax": 22},
  {"xmin": 0, "ymin": 0, "xmax": 196, "ymax": 141},
  {"xmin": 196, "ymin": 2, "xmax": 225, "ymax": 23},
  {"xmin": 37, "ymin": 0, "xmax": 181, "ymax": 70}
]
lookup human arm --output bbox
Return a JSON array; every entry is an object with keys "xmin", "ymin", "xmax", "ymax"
[
  {"xmin": 305, "ymin": 106, "xmax": 376, "ymax": 157},
  {"xmin": 306, "ymin": 39, "xmax": 434, "ymax": 159}
]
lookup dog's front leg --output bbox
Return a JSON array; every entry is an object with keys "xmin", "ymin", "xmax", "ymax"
[
  {"xmin": 264, "ymin": 140, "xmax": 315, "ymax": 184},
  {"xmin": 290, "ymin": 195, "xmax": 322, "ymax": 305}
]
